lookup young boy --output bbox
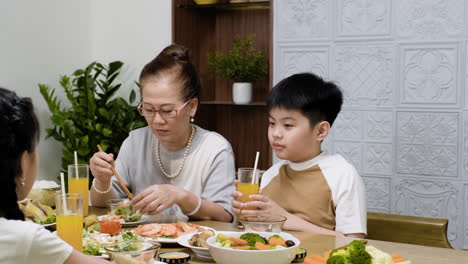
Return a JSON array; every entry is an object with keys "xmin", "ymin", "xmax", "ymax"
[{"xmin": 232, "ymin": 73, "xmax": 367, "ymax": 238}]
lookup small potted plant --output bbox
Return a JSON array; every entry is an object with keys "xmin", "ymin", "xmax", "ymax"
[{"xmin": 208, "ymin": 36, "xmax": 268, "ymax": 104}]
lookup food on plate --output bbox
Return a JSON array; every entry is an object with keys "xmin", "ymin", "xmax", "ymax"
[
  {"xmin": 83, "ymin": 228, "xmax": 141, "ymax": 256},
  {"xmin": 99, "ymin": 215, "xmax": 122, "ymax": 235},
  {"xmin": 113, "ymin": 204, "xmax": 141, "ymax": 222},
  {"xmin": 84, "ymin": 214, "xmax": 99, "ymax": 228},
  {"xmin": 189, "ymin": 229, "xmax": 215, "ymax": 247},
  {"xmin": 215, "ymin": 233, "xmax": 295, "ymax": 250},
  {"xmin": 303, "ymin": 240, "xmax": 411, "ymax": 264},
  {"xmin": 18, "ymin": 199, "xmax": 55, "ymax": 224},
  {"xmin": 27, "ymin": 180, "xmax": 60, "ymax": 207},
  {"xmin": 134, "ymin": 222, "xmax": 205, "ymax": 239}
]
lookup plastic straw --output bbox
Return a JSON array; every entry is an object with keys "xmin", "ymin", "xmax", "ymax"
[
  {"xmin": 60, "ymin": 172, "xmax": 68, "ymax": 212},
  {"xmin": 252, "ymin": 151, "xmax": 260, "ymax": 184},
  {"xmin": 73, "ymin": 151, "xmax": 79, "ymax": 179}
]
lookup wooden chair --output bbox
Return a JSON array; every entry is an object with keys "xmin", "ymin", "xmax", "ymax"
[{"xmin": 366, "ymin": 212, "xmax": 452, "ymax": 248}]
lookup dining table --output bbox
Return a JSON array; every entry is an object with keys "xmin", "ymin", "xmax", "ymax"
[{"xmin": 89, "ymin": 207, "xmax": 468, "ymax": 264}]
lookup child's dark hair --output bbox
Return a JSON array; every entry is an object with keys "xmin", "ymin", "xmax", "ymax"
[
  {"xmin": 267, "ymin": 72, "xmax": 343, "ymax": 126},
  {"xmin": 139, "ymin": 44, "xmax": 201, "ymax": 102},
  {"xmin": 0, "ymin": 87, "xmax": 40, "ymax": 220}
]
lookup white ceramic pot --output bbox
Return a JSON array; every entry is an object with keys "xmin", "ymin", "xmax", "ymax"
[{"xmin": 232, "ymin": 82, "xmax": 252, "ymax": 104}]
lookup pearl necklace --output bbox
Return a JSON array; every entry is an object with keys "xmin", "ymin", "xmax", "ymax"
[{"xmin": 156, "ymin": 125, "xmax": 195, "ymax": 179}]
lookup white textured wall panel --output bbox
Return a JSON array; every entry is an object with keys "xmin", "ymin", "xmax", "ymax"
[{"xmin": 274, "ymin": 0, "xmax": 468, "ymax": 248}]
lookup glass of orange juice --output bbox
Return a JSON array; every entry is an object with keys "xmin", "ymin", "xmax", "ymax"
[
  {"xmin": 236, "ymin": 168, "xmax": 261, "ymax": 228},
  {"xmin": 68, "ymin": 164, "xmax": 89, "ymax": 216},
  {"xmin": 55, "ymin": 193, "xmax": 83, "ymax": 251}
]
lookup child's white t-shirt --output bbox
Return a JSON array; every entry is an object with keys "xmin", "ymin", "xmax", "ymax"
[
  {"xmin": 261, "ymin": 151, "xmax": 367, "ymax": 235},
  {"xmin": 0, "ymin": 218, "xmax": 73, "ymax": 264}
]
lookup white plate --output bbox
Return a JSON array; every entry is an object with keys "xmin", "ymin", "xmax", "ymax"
[
  {"xmin": 98, "ymin": 214, "xmax": 150, "ymax": 227},
  {"xmin": 177, "ymin": 232, "xmax": 213, "ymax": 260},
  {"xmin": 143, "ymin": 226, "xmax": 214, "ymax": 244}
]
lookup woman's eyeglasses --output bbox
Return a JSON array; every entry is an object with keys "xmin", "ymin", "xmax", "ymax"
[{"xmin": 137, "ymin": 100, "xmax": 190, "ymax": 118}]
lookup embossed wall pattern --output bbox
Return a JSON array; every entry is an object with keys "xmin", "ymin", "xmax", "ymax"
[{"xmin": 273, "ymin": 0, "xmax": 467, "ymax": 249}]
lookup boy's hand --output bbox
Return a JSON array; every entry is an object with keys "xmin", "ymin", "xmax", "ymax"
[
  {"xmin": 231, "ymin": 180, "xmax": 244, "ymax": 214},
  {"xmin": 240, "ymin": 193, "xmax": 288, "ymax": 217}
]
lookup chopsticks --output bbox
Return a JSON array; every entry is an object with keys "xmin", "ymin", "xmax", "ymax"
[{"xmin": 97, "ymin": 144, "xmax": 133, "ymax": 199}]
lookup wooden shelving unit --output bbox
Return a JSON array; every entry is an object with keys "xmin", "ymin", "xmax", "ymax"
[{"xmin": 172, "ymin": 0, "xmax": 272, "ymax": 169}]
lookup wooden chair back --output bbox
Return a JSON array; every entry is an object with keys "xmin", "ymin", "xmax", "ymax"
[{"xmin": 367, "ymin": 212, "xmax": 452, "ymax": 248}]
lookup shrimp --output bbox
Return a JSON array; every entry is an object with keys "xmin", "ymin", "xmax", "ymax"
[
  {"xmin": 134, "ymin": 224, "xmax": 162, "ymax": 237},
  {"xmin": 160, "ymin": 224, "xmax": 177, "ymax": 237}
]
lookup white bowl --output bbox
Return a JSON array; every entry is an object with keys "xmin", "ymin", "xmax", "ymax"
[
  {"xmin": 177, "ymin": 233, "xmax": 213, "ymax": 260},
  {"xmin": 207, "ymin": 231, "xmax": 300, "ymax": 264}
]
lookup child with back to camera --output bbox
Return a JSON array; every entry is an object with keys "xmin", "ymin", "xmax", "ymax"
[
  {"xmin": 0, "ymin": 87, "xmax": 110, "ymax": 264},
  {"xmin": 232, "ymin": 73, "xmax": 367, "ymax": 238}
]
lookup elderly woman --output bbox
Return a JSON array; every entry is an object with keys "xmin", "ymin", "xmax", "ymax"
[
  {"xmin": 90, "ymin": 44, "xmax": 235, "ymax": 222},
  {"xmin": 0, "ymin": 88, "xmax": 109, "ymax": 264}
]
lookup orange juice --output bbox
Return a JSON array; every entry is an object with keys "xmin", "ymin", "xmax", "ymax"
[
  {"xmin": 56, "ymin": 214, "xmax": 83, "ymax": 251},
  {"xmin": 237, "ymin": 183, "xmax": 259, "ymax": 204},
  {"xmin": 68, "ymin": 178, "xmax": 89, "ymax": 216}
]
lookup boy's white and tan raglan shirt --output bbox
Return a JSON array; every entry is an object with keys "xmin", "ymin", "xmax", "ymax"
[{"xmin": 260, "ymin": 151, "xmax": 367, "ymax": 235}]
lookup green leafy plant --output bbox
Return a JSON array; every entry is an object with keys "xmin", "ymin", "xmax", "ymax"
[
  {"xmin": 39, "ymin": 61, "xmax": 146, "ymax": 174},
  {"xmin": 208, "ymin": 35, "xmax": 268, "ymax": 83}
]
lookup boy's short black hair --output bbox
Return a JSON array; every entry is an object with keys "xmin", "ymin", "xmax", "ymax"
[{"xmin": 267, "ymin": 72, "xmax": 343, "ymax": 127}]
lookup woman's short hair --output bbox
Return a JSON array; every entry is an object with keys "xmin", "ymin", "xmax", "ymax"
[
  {"xmin": 139, "ymin": 44, "xmax": 201, "ymax": 102},
  {"xmin": 267, "ymin": 72, "xmax": 343, "ymax": 127}
]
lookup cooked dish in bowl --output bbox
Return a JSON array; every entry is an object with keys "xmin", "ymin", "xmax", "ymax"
[{"xmin": 207, "ymin": 231, "xmax": 300, "ymax": 264}]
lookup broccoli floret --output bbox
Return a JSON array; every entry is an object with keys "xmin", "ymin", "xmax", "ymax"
[
  {"xmin": 347, "ymin": 240, "xmax": 366, "ymax": 254},
  {"xmin": 239, "ymin": 233, "xmax": 266, "ymax": 247},
  {"xmin": 330, "ymin": 248, "xmax": 349, "ymax": 257},
  {"xmin": 328, "ymin": 240, "xmax": 372, "ymax": 264},
  {"xmin": 327, "ymin": 255, "xmax": 350, "ymax": 264},
  {"xmin": 348, "ymin": 250, "xmax": 372, "ymax": 264}
]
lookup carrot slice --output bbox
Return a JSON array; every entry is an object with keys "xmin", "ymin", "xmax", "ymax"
[
  {"xmin": 268, "ymin": 236, "xmax": 287, "ymax": 247},
  {"xmin": 255, "ymin": 241, "xmax": 271, "ymax": 250},
  {"xmin": 392, "ymin": 253, "xmax": 406, "ymax": 263},
  {"xmin": 228, "ymin": 237, "xmax": 248, "ymax": 246},
  {"xmin": 323, "ymin": 250, "xmax": 332, "ymax": 259},
  {"xmin": 303, "ymin": 255, "xmax": 326, "ymax": 264}
]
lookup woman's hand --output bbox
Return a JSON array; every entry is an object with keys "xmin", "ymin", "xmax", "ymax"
[
  {"xmin": 131, "ymin": 184, "xmax": 183, "ymax": 215},
  {"xmin": 89, "ymin": 151, "xmax": 115, "ymax": 184},
  {"xmin": 238, "ymin": 193, "xmax": 288, "ymax": 218}
]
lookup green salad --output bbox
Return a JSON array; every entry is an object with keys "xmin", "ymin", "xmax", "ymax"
[
  {"xmin": 83, "ymin": 229, "xmax": 141, "ymax": 256},
  {"xmin": 114, "ymin": 204, "xmax": 141, "ymax": 222}
]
